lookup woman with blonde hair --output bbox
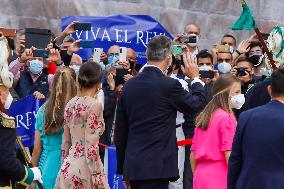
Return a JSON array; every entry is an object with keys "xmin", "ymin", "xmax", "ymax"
[
  {"xmin": 29, "ymin": 67, "xmax": 77, "ymax": 189},
  {"xmin": 190, "ymin": 74, "xmax": 245, "ymax": 189}
]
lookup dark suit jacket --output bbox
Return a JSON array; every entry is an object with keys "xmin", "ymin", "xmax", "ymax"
[
  {"xmin": 0, "ymin": 118, "xmax": 26, "ymax": 186},
  {"xmin": 228, "ymin": 101, "xmax": 284, "ymax": 189},
  {"xmin": 115, "ymin": 66, "xmax": 206, "ymax": 181}
]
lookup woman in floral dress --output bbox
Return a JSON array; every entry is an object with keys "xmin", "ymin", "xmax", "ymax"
[{"xmin": 57, "ymin": 61, "xmax": 109, "ymax": 189}]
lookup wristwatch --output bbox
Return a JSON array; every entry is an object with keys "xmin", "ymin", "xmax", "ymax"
[{"xmin": 235, "ymin": 49, "xmax": 242, "ymax": 56}]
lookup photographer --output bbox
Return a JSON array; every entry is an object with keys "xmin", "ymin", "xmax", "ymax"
[
  {"xmin": 230, "ymin": 56, "xmax": 254, "ymax": 118},
  {"xmin": 174, "ymin": 24, "xmax": 201, "ymax": 58},
  {"xmin": 231, "ymin": 57, "xmax": 254, "ymax": 94},
  {"xmin": 167, "ymin": 44, "xmax": 190, "ymax": 189},
  {"xmin": 60, "ymin": 36, "xmax": 82, "ymax": 67},
  {"xmin": 99, "ymin": 47, "xmax": 137, "ymax": 160},
  {"xmin": 9, "ymin": 47, "xmax": 49, "ymax": 100}
]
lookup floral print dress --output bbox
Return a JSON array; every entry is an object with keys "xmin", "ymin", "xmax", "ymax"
[{"xmin": 57, "ymin": 96, "xmax": 109, "ymax": 189}]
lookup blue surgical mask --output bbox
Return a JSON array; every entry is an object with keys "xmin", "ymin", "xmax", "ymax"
[
  {"xmin": 29, "ymin": 59, "xmax": 43, "ymax": 75},
  {"xmin": 218, "ymin": 61, "xmax": 232, "ymax": 74},
  {"xmin": 108, "ymin": 54, "xmax": 119, "ymax": 65}
]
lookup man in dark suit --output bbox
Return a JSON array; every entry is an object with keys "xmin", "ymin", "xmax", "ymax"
[
  {"xmin": 115, "ymin": 35, "xmax": 207, "ymax": 189},
  {"xmin": 228, "ymin": 68, "xmax": 284, "ymax": 189}
]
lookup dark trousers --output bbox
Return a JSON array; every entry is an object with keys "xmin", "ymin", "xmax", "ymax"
[
  {"xmin": 183, "ymin": 128, "xmax": 193, "ymax": 189},
  {"xmin": 130, "ymin": 179, "xmax": 169, "ymax": 189}
]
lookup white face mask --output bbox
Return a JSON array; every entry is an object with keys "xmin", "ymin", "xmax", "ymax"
[
  {"xmin": 217, "ymin": 61, "xmax": 232, "ymax": 74},
  {"xmin": 260, "ymin": 67, "xmax": 272, "ymax": 77},
  {"xmin": 231, "ymin": 94, "xmax": 245, "ymax": 109},
  {"xmin": 4, "ymin": 93, "xmax": 13, "ymax": 109},
  {"xmin": 199, "ymin": 65, "xmax": 212, "ymax": 71},
  {"xmin": 69, "ymin": 65, "xmax": 80, "ymax": 74}
]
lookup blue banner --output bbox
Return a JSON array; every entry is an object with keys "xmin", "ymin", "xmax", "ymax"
[
  {"xmin": 61, "ymin": 15, "xmax": 173, "ymax": 64},
  {"xmin": 8, "ymin": 95, "xmax": 45, "ymax": 147},
  {"xmin": 107, "ymin": 146, "xmax": 125, "ymax": 189}
]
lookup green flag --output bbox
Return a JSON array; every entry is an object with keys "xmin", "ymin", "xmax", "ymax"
[{"xmin": 231, "ymin": 3, "xmax": 258, "ymax": 30}]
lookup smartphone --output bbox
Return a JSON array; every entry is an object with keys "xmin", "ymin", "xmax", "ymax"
[
  {"xmin": 74, "ymin": 23, "xmax": 92, "ymax": 31},
  {"xmin": 172, "ymin": 45, "xmax": 183, "ymax": 56},
  {"xmin": 93, "ymin": 48, "xmax": 103, "ymax": 63},
  {"xmin": 200, "ymin": 70, "xmax": 214, "ymax": 79},
  {"xmin": 115, "ymin": 68, "xmax": 131, "ymax": 86},
  {"xmin": 119, "ymin": 47, "xmax": 127, "ymax": 62},
  {"xmin": 33, "ymin": 49, "xmax": 49, "ymax": 58},
  {"xmin": 0, "ymin": 28, "xmax": 16, "ymax": 37},
  {"xmin": 25, "ymin": 28, "xmax": 51, "ymax": 49},
  {"xmin": 80, "ymin": 40, "xmax": 93, "ymax": 48}
]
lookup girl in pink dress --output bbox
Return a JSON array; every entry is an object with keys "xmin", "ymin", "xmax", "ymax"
[
  {"xmin": 57, "ymin": 62, "xmax": 109, "ymax": 189},
  {"xmin": 190, "ymin": 74, "xmax": 245, "ymax": 189}
]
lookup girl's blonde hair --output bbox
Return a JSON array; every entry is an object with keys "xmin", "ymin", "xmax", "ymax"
[{"xmin": 43, "ymin": 67, "xmax": 77, "ymax": 135}]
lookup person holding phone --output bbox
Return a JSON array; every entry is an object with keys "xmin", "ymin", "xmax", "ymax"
[
  {"xmin": 0, "ymin": 33, "xmax": 42, "ymax": 189},
  {"xmin": 9, "ymin": 47, "xmax": 49, "ymax": 100},
  {"xmin": 167, "ymin": 44, "xmax": 192, "ymax": 189},
  {"xmin": 196, "ymin": 49, "xmax": 218, "ymax": 102},
  {"xmin": 230, "ymin": 57, "xmax": 254, "ymax": 118}
]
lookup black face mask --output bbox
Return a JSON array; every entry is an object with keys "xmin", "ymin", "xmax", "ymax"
[
  {"xmin": 128, "ymin": 59, "xmax": 135, "ymax": 70},
  {"xmin": 249, "ymin": 55, "xmax": 262, "ymax": 67}
]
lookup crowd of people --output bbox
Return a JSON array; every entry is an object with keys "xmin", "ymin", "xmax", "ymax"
[{"xmin": 0, "ymin": 19, "xmax": 284, "ymax": 189}]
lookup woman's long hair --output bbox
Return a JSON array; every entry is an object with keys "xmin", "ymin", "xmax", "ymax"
[
  {"xmin": 195, "ymin": 74, "xmax": 241, "ymax": 130},
  {"xmin": 43, "ymin": 67, "xmax": 77, "ymax": 135}
]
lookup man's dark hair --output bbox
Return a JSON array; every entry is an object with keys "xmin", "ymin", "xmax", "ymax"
[
  {"xmin": 249, "ymin": 40, "xmax": 263, "ymax": 50},
  {"xmin": 146, "ymin": 35, "xmax": 171, "ymax": 61},
  {"xmin": 271, "ymin": 68, "xmax": 284, "ymax": 97},
  {"xmin": 196, "ymin": 49, "xmax": 213, "ymax": 63},
  {"xmin": 222, "ymin": 34, "xmax": 236, "ymax": 44},
  {"xmin": 235, "ymin": 56, "xmax": 253, "ymax": 68}
]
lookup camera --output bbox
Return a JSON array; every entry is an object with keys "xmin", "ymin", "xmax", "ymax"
[
  {"xmin": 179, "ymin": 35, "xmax": 197, "ymax": 44},
  {"xmin": 236, "ymin": 67, "xmax": 247, "ymax": 77}
]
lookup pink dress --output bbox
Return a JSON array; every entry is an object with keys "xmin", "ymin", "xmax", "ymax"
[
  {"xmin": 57, "ymin": 96, "xmax": 109, "ymax": 189},
  {"xmin": 190, "ymin": 108, "xmax": 237, "ymax": 189}
]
